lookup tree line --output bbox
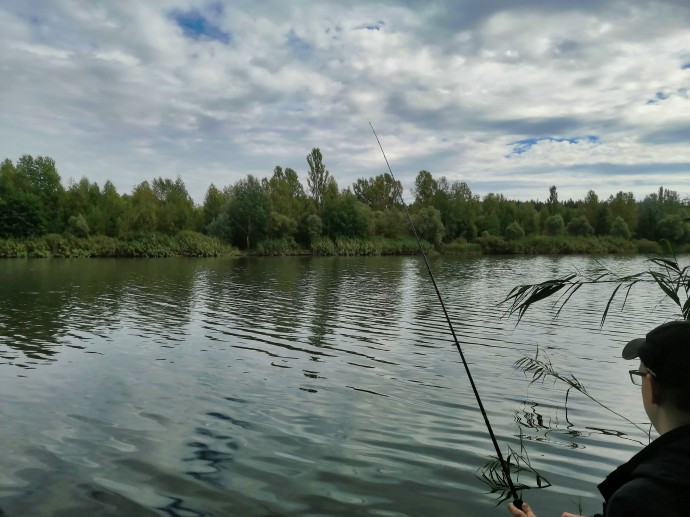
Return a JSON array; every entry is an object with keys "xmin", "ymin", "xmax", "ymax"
[{"xmin": 1, "ymin": 150, "xmax": 688, "ymax": 255}]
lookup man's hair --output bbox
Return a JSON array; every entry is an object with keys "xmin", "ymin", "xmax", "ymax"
[{"xmin": 658, "ymin": 384, "xmax": 690, "ymax": 413}]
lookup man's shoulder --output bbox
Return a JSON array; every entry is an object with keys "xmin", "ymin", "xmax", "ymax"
[{"xmin": 607, "ymin": 475, "xmax": 684, "ymax": 516}]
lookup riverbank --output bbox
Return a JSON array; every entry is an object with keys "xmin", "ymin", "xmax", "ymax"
[
  {"xmin": 0, "ymin": 232, "xmax": 678, "ymax": 258},
  {"xmin": 0, "ymin": 231, "xmax": 238, "ymax": 258}
]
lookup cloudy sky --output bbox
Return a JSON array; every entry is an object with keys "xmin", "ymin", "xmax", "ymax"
[{"xmin": 1, "ymin": 0, "xmax": 689, "ymax": 204}]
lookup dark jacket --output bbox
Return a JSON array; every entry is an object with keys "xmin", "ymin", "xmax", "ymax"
[{"xmin": 596, "ymin": 424, "xmax": 690, "ymax": 516}]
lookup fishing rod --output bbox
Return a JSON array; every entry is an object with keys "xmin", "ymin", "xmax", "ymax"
[{"xmin": 369, "ymin": 122, "xmax": 523, "ymax": 510}]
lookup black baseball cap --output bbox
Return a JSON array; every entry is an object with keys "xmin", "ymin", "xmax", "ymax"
[{"xmin": 622, "ymin": 320, "xmax": 690, "ymax": 388}]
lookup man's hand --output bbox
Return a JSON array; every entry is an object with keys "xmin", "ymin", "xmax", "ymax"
[
  {"xmin": 507, "ymin": 501, "xmax": 537, "ymax": 517},
  {"xmin": 507, "ymin": 501, "xmax": 586, "ymax": 517}
]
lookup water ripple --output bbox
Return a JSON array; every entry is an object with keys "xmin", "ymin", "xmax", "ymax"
[{"xmin": 0, "ymin": 255, "xmax": 679, "ymax": 516}]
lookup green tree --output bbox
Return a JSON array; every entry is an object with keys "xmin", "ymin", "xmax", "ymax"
[
  {"xmin": 305, "ymin": 214, "xmax": 323, "ymax": 244},
  {"xmin": 566, "ymin": 215, "xmax": 595, "ymax": 237},
  {"xmin": 267, "ymin": 211, "xmax": 298, "ymax": 239},
  {"xmin": 609, "ymin": 216, "xmax": 631, "ymax": 240},
  {"xmin": 0, "ymin": 189, "xmax": 46, "ymax": 237},
  {"xmin": 578, "ymin": 189, "xmax": 609, "ymax": 235},
  {"xmin": 505, "ymin": 221, "xmax": 525, "ymax": 241},
  {"xmin": 411, "ymin": 170, "xmax": 437, "ymax": 207},
  {"xmin": 0, "ymin": 159, "xmax": 45, "ymax": 237},
  {"xmin": 206, "ymin": 212, "xmax": 233, "ymax": 242},
  {"xmin": 475, "ymin": 214, "xmax": 500, "ymax": 236},
  {"xmin": 264, "ymin": 166, "xmax": 309, "ymax": 219},
  {"xmin": 306, "ymin": 149, "xmax": 336, "ymax": 213},
  {"xmin": 201, "ymin": 184, "xmax": 229, "ymax": 230},
  {"xmin": 546, "ymin": 185, "xmax": 560, "ymax": 216},
  {"xmin": 352, "ymin": 173, "xmax": 403, "ymax": 211},
  {"xmin": 446, "ymin": 181, "xmax": 480, "ymax": 240},
  {"xmin": 322, "ymin": 193, "xmax": 370, "ymax": 239},
  {"xmin": 515, "ymin": 202, "xmax": 540, "ymax": 236},
  {"xmin": 97, "ymin": 180, "xmax": 124, "ymax": 237},
  {"xmin": 543, "ymin": 214, "xmax": 565, "ymax": 236},
  {"xmin": 0, "ymin": 159, "xmax": 17, "ymax": 191},
  {"xmin": 224, "ymin": 175, "xmax": 270, "ymax": 249},
  {"xmin": 637, "ymin": 194, "xmax": 663, "ymax": 241},
  {"xmin": 127, "ymin": 181, "xmax": 159, "ymax": 233},
  {"xmin": 656, "ymin": 215, "xmax": 689, "ymax": 243},
  {"xmin": 476, "ymin": 193, "xmax": 503, "ymax": 236},
  {"xmin": 152, "ymin": 176, "xmax": 194, "ymax": 234},
  {"xmin": 371, "ymin": 209, "xmax": 409, "ymax": 238},
  {"xmin": 578, "ymin": 190, "xmax": 599, "ymax": 226},
  {"xmin": 411, "ymin": 206, "xmax": 445, "ymax": 247},
  {"xmin": 64, "ymin": 177, "xmax": 101, "ymax": 232},
  {"xmin": 607, "ymin": 191, "xmax": 637, "ymax": 234},
  {"xmin": 67, "ymin": 213, "xmax": 90, "ymax": 237},
  {"xmin": 15, "ymin": 155, "xmax": 65, "ymax": 233}
]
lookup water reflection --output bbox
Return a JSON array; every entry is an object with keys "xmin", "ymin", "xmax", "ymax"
[
  {"xmin": 0, "ymin": 255, "xmax": 675, "ymax": 516},
  {"xmin": 0, "ymin": 259, "xmax": 202, "ymax": 363}
]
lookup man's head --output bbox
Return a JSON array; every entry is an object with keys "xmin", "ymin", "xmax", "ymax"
[{"xmin": 623, "ymin": 321, "xmax": 690, "ymax": 421}]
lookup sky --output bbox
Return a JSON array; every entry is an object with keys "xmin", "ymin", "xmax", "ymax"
[{"xmin": 1, "ymin": 0, "xmax": 689, "ymax": 205}]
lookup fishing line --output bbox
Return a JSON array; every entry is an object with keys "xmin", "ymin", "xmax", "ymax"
[{"xmin": 369, "ymin": 122, "xmax": 523, "ymax": 510}]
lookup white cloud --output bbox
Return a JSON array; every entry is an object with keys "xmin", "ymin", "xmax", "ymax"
[{"xmin": 0, "ymin": 0, "xmax": 689, "ymax": 203}]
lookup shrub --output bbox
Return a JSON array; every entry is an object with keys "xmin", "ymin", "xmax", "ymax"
[
  {"xmin": 543, "ymin": 214, "xmax": 565, "ymax": 236},
  {"xmin": 609, "ymin": 216, "xmax": 631, "ymax": 240},
  {"xmin": 67, "ymin": 214, "xmax": 90, "ymax": 238},
  {"xmin": 566, "ymin": 215, "xmax": 594, "ymax": 237},
  {"xmin": 256, "ymin": 238, "xmax": 300, "ymax": 256},
  {"xmin": 505, "ymin": 221, "xmax": 526, "ymax": 241},
  {"xmin": 310, "ymin": 237, "xmax": 335, "ymax": 255},
  {"xmin": 442, "ymin": 238, "xmax": 482, "ymax": 254},
  {"xmin": 476, "ymin": 235, "xmax": 515, "ymax": 254}
]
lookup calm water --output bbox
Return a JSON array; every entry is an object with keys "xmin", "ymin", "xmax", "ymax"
[{"xmin": 0, "ymin": 255, "xmax": 678, "ymax": 516}]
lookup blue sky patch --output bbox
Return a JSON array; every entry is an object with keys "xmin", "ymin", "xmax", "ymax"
[
  {"xmin": 682, "ymin": 63, "xmax": 690, "ymax": 70},
  {"xmin": 646, "ymin": 90, "xmax": 673, "ymax": 104},
  {"xmin": 287, "ymin": 30, "xmax": 313, "ymax": 60},
  {"xmin": 507, "ymin": 135, "xmax": 599, "ymax": 156},
  {"xmin": 356, "ymin": 21, "xmax": 384, "ymax": 31},
  {"xmin": 170, "ymin": 9, "xmax": 230, "ymax": 44}
]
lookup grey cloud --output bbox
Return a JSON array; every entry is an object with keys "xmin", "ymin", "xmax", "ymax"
[
  {"xmin": 568, "ymin": 162, "xmax": 690, "ymax": 176},
  {"xmin": 481, "ymin": 117, "xmax": 588, "ymax": 137},
  {"xmin": 640, "ymin": 125, "xmax": 690, "ymax": 145},
  {"xmin": 1, "ymin": 0, "xmax": 689, "ymax": 203}
]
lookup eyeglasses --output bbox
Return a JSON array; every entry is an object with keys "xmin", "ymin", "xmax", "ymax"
[{"xmin": 629, "ymin": 367, "xmax": 657, "ymax": 386}]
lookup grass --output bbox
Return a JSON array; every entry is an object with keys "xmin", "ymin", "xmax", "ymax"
[{"xmin": 0, "ymin": 232, "xmax": 239, "ymax": 258}]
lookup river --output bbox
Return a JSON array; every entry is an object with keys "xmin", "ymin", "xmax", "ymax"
[{"xmin": 0, "ymin": 255, "xmax": 677, "ymax": 516}]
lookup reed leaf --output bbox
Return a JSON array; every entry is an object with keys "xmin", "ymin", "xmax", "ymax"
[{"xmin": 501, "ymin": 250, "xmax": 689, "ymax": 325}]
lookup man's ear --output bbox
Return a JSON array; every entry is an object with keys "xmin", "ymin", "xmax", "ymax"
[{"xmin": 649, "ymin": 375, "xmax": 664, "ymax": 405}]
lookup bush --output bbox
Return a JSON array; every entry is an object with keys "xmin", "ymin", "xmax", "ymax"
[
  {"xmin": 566, "ymin": 215, "xmax": 594, "ymax": 237},
  {"xmin": 476, "ymin": 235, "xmax": 515, "ymax": 254},
  {"xmin": 67, "ymin": 214, "xmax": 90, "ymax": 238},
  {"xmin": 256, "ymin": 238, "xmax": 301, "ymax": 256},
  {"xmin": 609, "ymin": 216, "xmax": 631, "ymax": 240},
  {"xmin": 505, "ymin": 221, "xmax": 525, "ymax": 241},
  {"xmin": 442, "ymin": 238, "xmax": 482, "ymax": 254},
  {"xmin": 174, "ymin": 230, "xmax": 236, "ymax": 257},
  {"xmin": 334, "ymin": 238, "xmax": 382, "ymax": 256},
  {"xmin": 310, "ymin": 237, "xmax": 335, "ymax": 255},
  {"xmin": 378, "ymin": 237, "xmax": 432, "ymax": 255},
  {"xmin": 543, "ymin": 214, "xmax": 565, "ymax": 236},
  {"xmin": 306, "ymin": 214, "xmax": 323, "ymax": 245},
  {"xmin": 0, "ymin": 238, "xmax": 27, "ymax": 257}
]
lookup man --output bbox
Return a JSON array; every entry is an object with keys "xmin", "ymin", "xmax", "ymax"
[{"xmin": 507, "ymin": 320, "xmax": 690, "ymax": 517}]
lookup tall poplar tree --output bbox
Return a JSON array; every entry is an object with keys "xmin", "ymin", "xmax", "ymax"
[{"xmin": 306, "ymin": 148, "xmax": 335, "ymax": 213}]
